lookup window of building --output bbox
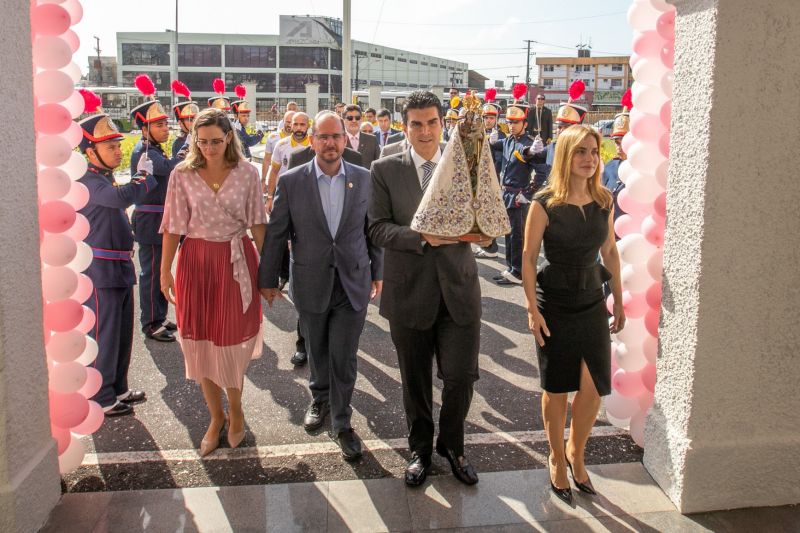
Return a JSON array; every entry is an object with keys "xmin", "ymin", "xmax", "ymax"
[
  {"xmin": 279, "ymin": 73, "xmax": 329, "ymax": 93},
  {"xmin": 583, "ymin": 65, "xmax": 591, "ymax": 72},
  {"xmin": 440, "ymin": 64, "xmax": 447, "ymax": 69},
  {"xmin": 280, "ymin": 47, "xmax": 329, "ymax": 69},
  {"xmin": 225, "ymin": 72, "xmax": 276, "ymax": 92},
  {"xmin": 384, "ymin": 55, "xmax": 394, "ymax": 61},
  {"xmin": 543, "ymin": 78, "xmax": 554, "ymax": 87},
  {"xmin": 409, "ymin": 59, "xmax": 417, "ymax": 64},
  {"xmin": 385, "ymin": 81, "xmax": 396, "ymax": 86},
  {"xmin": 330, "ymin": 74, "xmax": 342, "ymax": 94},
  {"xmin": 178, "ymin": 44, "xmax": 221, "ymax": 67},
  {"xmin": 121, "ymin": 43, "xmax": 170, "ymax": 66},
  {"xmin": 611, "ymin": 78, "xmax": 623, "ymax": 87},
  {"xmin": 544, "ymin": 65, "xmax": 555, "ymax": 72},
  {"xmin": 370, "ymin": 52, "xmax": 382, "ymax": 58},
  {"xmin": 397, "ymin": 57, "xmax": 407, "ymax": 63},
  {"xmin": 225, "ymin": 45, "xmax": 276, "ymax": 68},
  {"xmin": 421, "ymin": 61, "xmax": 428, "ymax": 66},
  {"xmin": 612, "ymin": 64, "xmax": 623, "ymax": 71},
  {"xmin": 430, "ymin": 63, "xmax": 438, "ymax": 68},
  {"xmin": 122, "ymin": 70, "xmax": 170, "ymax": 90},
  {"xmin": 176, "ymin": 72, "xmax": 222, "ymax": 93}
]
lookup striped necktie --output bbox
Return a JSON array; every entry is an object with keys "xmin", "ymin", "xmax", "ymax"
[{"xmin": 421, "ymin": 160, "xmax": 436, "ymax": 192}]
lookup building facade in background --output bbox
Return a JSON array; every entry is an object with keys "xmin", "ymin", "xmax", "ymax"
[
  {"xmin": 536, "ymin": 50, "xmax": 632, "ymax": 109},
  {"xmin": 86, "ymin": 55, "xmax": 118, "ymax": 86}
]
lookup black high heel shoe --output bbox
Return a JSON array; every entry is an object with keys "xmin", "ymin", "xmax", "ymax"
[
  {"xmin": 548, "ymin": 457, "xmax": 573, "ymax": 506},
  {"xmin": 566, "ymin": 458, "xmax": 597, "ymax": 495}
]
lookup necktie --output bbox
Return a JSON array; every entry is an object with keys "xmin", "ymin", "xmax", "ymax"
[
  {"xmin": 382, "ymin": 131, "xmax": 388, "ymax": 146},
  {"xmin": 421, "ymin": 160, "xmax": 436, "ymax": 192}
]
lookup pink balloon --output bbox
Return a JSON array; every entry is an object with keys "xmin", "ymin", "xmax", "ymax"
[
  {"xmin": 638, "ymin": 391, "xmax": 654, "ymax": 411},
  {"xmin": 661, "ymin": 70, "xmax": 674, "ymax": 98},
  {"xmin": 632, "ymin": 31, "xmax": 666, "ymax": 59},
  {"xmin": 44, "ymin": 298, "xmax": 83, "ymax": 332},
  {"xmin": 660, "ymin": 101, "xmax": 672, "ymax": 129},
  {"xmin": 623, "ymin": 290, "xmax": 649, "ymax": 319},
  {"xmin": 31, "ymin": 4, "xmax": 71, "ymax": 36},
  {"xmin": 622, "ymin": 262, "xmax": 654, "ymax": 293},
  {"xmin": 46, "ymin": 330, "xmax": 86, "ymax": 363},
  {"xmin": 64, "ymin": 213, "xmax": 90, "ymax": 241},
  {"xmin": 617, "ymin": 188, "xmax": 650, "ymax": 218},
  {"xmin": 606, "ymin": 293, "xmax": 615, "ymax": 315},
  {"xmin": 58, "ymin": 435, "xmax": 85, "ymax": 473},
  {"xmin": 645, "ymin": 307, "xmax": 661, "ymax": 337},
  {"xmin": 61, "ymin": 0, "xmax": 83, "ymax": 25},
  {"xmin": 40, "ymin": 200, "xmax": 76, "ymax": 234},
  {"xmin": 49, "ymin": 361, "xmax": 87, "ymax": 394},
  {"xmin": 654, "ymin": 159, "xmax": 669, "ymax": 189},
  {"xmin": 49, "ymin": 390, "xmax": 89, "ymax": 429},
  {"xmin": 71, "ymin": 273, "xmax": 93, "ymax": 304},
  {"xmin": 621, "ymin": 132, "xmax": 636, "ymax": 155},
  {"xmin": 641, "ymin": 215, "xmax": 664, "ymax": 247},
  {"xmin": 630, "ymin": 111, "xmax": 664, "ymax": 143},
  {"xmin": 38, "ymin": 167, "xmax": 71, "ymax": 201},
  {"xmin": 660, "ymin": 42, "xmax": 675, "ymax": 69},
  {"xmin": 615, "ymin": 341, "xmax": 648, "ymax": 372},
  {"xmin": 63, "ymin": 181, "xmax": 90, "ymax": 210},
  {"xmin": 72, "ymin": 400, "xmax": 104, "ymax": 436},
  {"xmin": 64, "ymin": 121, "xmax": 84, "ymax": 149},
  {"xmin": 32, "ymin": 36, "xmax": 72, "ymax": 69},
  {"xmin": 33, "ymin": 69, "xmax": 74, "ymax": 103},
  {"xmin": 60, "ymin": 29, "xmax": 80, "ymax": 53},
  {"xmin": 78, "ymin": 367, "xmax": 102, "ymax": 398},
  {"xmin": 51, "ymin": 423, "xmax": 71, "ymax": 455},
  {"xmin": 630, "ymin": 410, "xmax": 646, "ymax": 447},
  {"xmin": 653, "ymin": 192, "xmax": 667, "ymax": 220},
  {"xmin": 626, "ymin": 171, "xmax": 664, "ymax": 204},
  {"xmin": 614, "ymin": 213, "xmax": 640, "ymax": 239},
  {"xmin": 35, "ymin": 103, "xmax": 72, "ymax": 135},
  {"xmin": 645, "ymin": 281, "xmax": 662, "ymax": 309},
  {"xmin": 605, "ymin": 390, "xmax": 640, "ymax": 419},
  {"xmin": 40, "ymin": 233, "xmax": 77, "ymax": 267},
  {"xmin": 656, "ymin": 9, "xmax": 676, "ymax": 40},
  {"xmin": 42, "ymin": 265, "xmax": 78, "ymax": 302},
  {"xmin": 643, "ymin": 334, "xmax": 658, "ymax": 364},
  {"xmin": 76, "ymin": 305, "xmax": 96, "ymax": 334},
  {"xmin": 61, "ymin": 88, "xmax": 84, "ymax": 118},
  {"xmin": 36, "ymin": 135, "xmax": 73, "ymax": 167},
  {"xmin": 641, "ymin": 363, "xmax": 657, "ymax": 393},
  {"xmin": 647, "ymin": 250, "xmax": 664, "ymax": 281},
  {"xmin": 613, "ymin": 368, "xmax": 645, "ymax": 397},
  {"xmin": 658, "ymin": 132, "xmax": 670, "ymax": 158}
]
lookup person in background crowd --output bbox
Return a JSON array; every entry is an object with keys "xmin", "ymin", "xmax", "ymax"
[
  {"xmin": 276, "ymin": 101, "xmax": 298, "ymax": 131},
  {"xmin": 360, "ymin": 121, "xmax": 375, "ymax": 135},
  {"xmin": 364, "ymin": 107, "xmax": 377, "ymax": 126},
  {"xmin": 160, "ymin": 108, "xmax": 267, "ymax": 457},
  {"xmin": 171, "ymin": 83, "xmax": 197, "ymax": 161},
  {"xmin": 522, "ymin": 124, "xmax": 625, "ymax": 506},
  {"xmin": 265, "ymin": 112, "xmax": 311, "ymax": 214},
  {"xmin": 343, "ymin": 104, "xmax": 381, "ymax": 169},
  {"xmin": 262, "ymin": 110, "xmax": 294, "ymax": 190},
  {"xmin": 334, "ymin": 102, "xmax": 346, "ymax": 117},
  {"xmin": 602, "ymin": 90, "xmax": 632, "ymax": 224},
  {"xmin": 375, "ymin": 108, "xmax": 402, "ymax": 149},
  {"xmin": 527, "ymin": 93, "xmax": 554, "ymax": 144},
  {"xmin": 231, "ymin": 95, "xmax": 264, "ymax": 161},
  {"xmin": 76, "ymin": 104, "xmax": 156, "ymax": 417},
  {"xmin": 442, "ymin": 108, "xmax": 459, "ymax": 142}
]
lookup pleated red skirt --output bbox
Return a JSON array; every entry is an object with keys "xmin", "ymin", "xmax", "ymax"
[{"xmin": 175, "ymin": 237, "xmax": 263, "ymax": 389}]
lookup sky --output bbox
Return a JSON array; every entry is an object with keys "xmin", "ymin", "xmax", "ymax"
[{"xmin": 73, "ymin": 0, "xmax": 634, "ymax": 86}]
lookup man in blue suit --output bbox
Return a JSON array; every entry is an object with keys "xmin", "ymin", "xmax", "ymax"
[
  {"xmin": 374, "ymin": 108, "xmax": 401, "ymax": 150},
  {"xmin": 258, "ymin": 111, "xmax": 383, "ymax": 462}
]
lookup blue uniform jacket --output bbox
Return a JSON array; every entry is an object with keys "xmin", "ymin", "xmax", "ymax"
[
  {"xmin": 236, "ymin": 125, "xmax": 264, "ymax": 159},
  {"xmin": 487, "ymin": 129, "xmax": 507, "ymax": 178},
  {"xmin": 491, "ymin": 134, "xmax": 543, "ymax": 209},
  {"xmin": 129, "ymin": 139, "xmax": 181, "ymax": 245},
  {"xmin": 171, "ymin": 133, "xmax": 189, "ymax": 161},
  {"xmin": 78, "ymin": 166, "xmax": 157, "ymax": 288},
  {"xmin": 602, "ymin": 158, "xmax": 627, "ymax": 221}
]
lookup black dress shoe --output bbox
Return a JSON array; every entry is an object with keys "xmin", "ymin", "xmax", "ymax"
[
  {"xmin": 290, "ymin": 351, "xmax": 308, "ymax": 366},
  {"xmin": 404, "ymin": 453, "xmax": 431, "ymax": 487},
  {"xmin": 119, "ymin": 390, "xmax": 147, "ymax": 404},
  {"xmin": 145, "ymin": 326, "xmax": 176, "ymax": 342},
  {"xmin": 163, "ymin": 321, "xmax": 178, "ymax": 331},
  {"xmin": 491, "ymin": 273, "xmax": 507, "ymax": 281},
  {"xmin": 550, "ymin": 481, "xmax": 574, "ymax": 506},
  {"xmin": 104, "ymin": 402, "xmax": 133, "ymax": 417},
  {"xmin": 303, "ymin": 401, "xmax": 329, "ymax": 432},
  {"xmin": 566, "ymin": 458, "xmax": 597, "ymax": 495},
  {"xmin": 330, "ymin": 428, "xmax": 362, "ymax": 461},
  {"xmin": 435, "ymin": 442, "xmax": 479, "ymax": 485}
]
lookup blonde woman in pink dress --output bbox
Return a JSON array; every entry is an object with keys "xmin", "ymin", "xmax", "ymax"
[{"xmin": 159, "ymin": 108, "xmax": 267, "ymax": 456}]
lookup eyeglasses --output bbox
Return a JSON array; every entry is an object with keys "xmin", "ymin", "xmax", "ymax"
[
  {"xmin": 196, "ymin": 138, "xmax": 227, "ymax": 147},
  {"xmin": 344, "ymin": 115, "xmax": 362, "ymax": 121},
  {"xmin": 315, "ymin": 133, "xmax": 345, "ymax": 142},
  {"xmin": 536, "ymin": 97, "xmax": 545, "ymax": 100}
]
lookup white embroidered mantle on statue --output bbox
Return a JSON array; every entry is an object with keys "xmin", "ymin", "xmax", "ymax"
[{"xmin": 411, "ymin": 131, "xmax": 511, "ymax": 238}]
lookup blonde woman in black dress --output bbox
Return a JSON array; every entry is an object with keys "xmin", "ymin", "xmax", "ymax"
[{"xmin": 522, "ymin": 124, "xmax": 625, "ymax": 505}]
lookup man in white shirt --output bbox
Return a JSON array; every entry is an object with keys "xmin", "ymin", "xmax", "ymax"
[
  {"xmin": 266, "ymin": 112, "xmax": 311, "ymax": 214},
  {"xmin": 262, "ymin": 110, "xmax": 294, "ymax": 189}
]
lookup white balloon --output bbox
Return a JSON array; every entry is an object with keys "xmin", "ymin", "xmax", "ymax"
[
  {"xmin": 627, "ymin": 1, "xmax": 663, "ymax": 32},
  {"xmin": 67, "ymin": 241, "xmax": 93, "ymax": 273},
  {"xmin": 615, "ymin": 341, "xmax": 648, "ymax": 372},
  {"xmin": 626, "ymin": 171, "xmax": 664, "ymax": 204},
  {"xmin": 643, "ymin": 334, "xmax": 659, "ymax": 365},
  {"xmin": 618, "ymin": 160, "xmax": 635, "ymax": 185},
  {"xmin": 661, "ymin": 70, "xmax": 674, "ymax": 98},
  {"xmin": 606, "ymin": 412, "xmax": 631, "ymax": 430},
  {"xmin": 632, "ymin": 83, "xmax": 669, "ymax": 115},
  {"xmin": 75, "ymin": 336, "xmax": 98, "ymax": 366},
  {"xmin": 618, "ymin": 234, "xmax": 658, "ymax": 264},
  {"xmin": 64, "ymin": 120, "xmax": 83, "ymax": 149},
  {"xmin": 630, "ymin": 410, "xmax": 648, "ymax": 447},
  {"xmin": 605, "ymin": 390, "xmax": 641, "ymax": 419},
  {"xmin": 632, "ymin": 58, "xmax": 669, "ymax": 87},
  {"xmin": 58, "ymin": 435, "xmax": 85, "ymax": 474},
  {"xmin": 62, "ymin": 89, "xmax": 85, "ymax": 118},
  {"xmin": 647, "ymin": 249, "xmax": 664, "ymax": 281},
  {"xmin": 622, "ymin": 262, "xmax": 655, "ymax": 293},
  {"xmin": 60, "ymin": 61, "xmax": 83, "ymax": 84},
  {"xmin": 616, "ymin": 316, "xmax": 649, "ymax": 346},
  {"xmin": 60, "ymin": 151, "xmax": 88, "ymax": 179},
  {"xmin": 627, "ymin": 142, "xmax": 667, "ymax": 176}
]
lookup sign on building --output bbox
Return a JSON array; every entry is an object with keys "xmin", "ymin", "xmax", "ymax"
[{"xmin": 279, "ymin": 16, "xmax": 341, "ymax": 47}]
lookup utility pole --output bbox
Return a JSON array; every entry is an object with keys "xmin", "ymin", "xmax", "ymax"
[
  {"xmin": 507, "ymin": 74, "xmax": 519, "ymax": 86},
  {"xmin": 173, "ymin": 0, "xmax": 179, "ymax": 108},
  {"xmin": 523, "ymin": 39, "xmax": 534, "ymax": 86},
  {"xmin": 93, "ymin": 36, "xmax": 102, "ymax": 85},
  {"xmin": 342, "ymin": 0, "xmax": 352, "ymax": 104}
]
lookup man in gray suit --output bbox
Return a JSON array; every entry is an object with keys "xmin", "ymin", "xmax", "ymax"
[
  {"xmin": 259, "ymin": 111, "xmax": 383, "ymax": 461},
  {"xmin": 379, "ymin": 135, "xmax": 409, "ymax": 158},
  {"xmin": 369, "ymin": 91, "xmax": 482, "ymax": 487},
  {"xmin": 343, "ymin": 104, "xmax": 381, "ymax": 169}
]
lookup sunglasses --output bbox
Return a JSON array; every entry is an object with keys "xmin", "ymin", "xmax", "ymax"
[{"xmin": 344, "ymin": 115, "xmax": 362, "ymax": 121}]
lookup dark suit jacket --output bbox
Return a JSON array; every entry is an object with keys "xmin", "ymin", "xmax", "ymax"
[
  {"xmin": 259, "ymin": 161, "xmax": 383, "ymax": 314},
  {"xmin": 526, "ymin": 106, "xmax": 554, "ymax": 143},
  {"xmin": 288, "ymin": 145, "xmax": 363, "ymax": 169},
  {"xmin": 380, "ymin": 138, "xmax": 408, "ymax": 158},
  {"xmin": 347, "ymin": 132, "xmax": 381, "ymax": 170},
  {"xmin": 368, "ymin": 150, "xmax": 481, "ymax": 329},
  {"xmin": 385, "ymin": 132, "xmax": 405, "ymax": 146},
  {"xmin": 375, "ymin": 127, "xmax": 401, "ymax": 148}
]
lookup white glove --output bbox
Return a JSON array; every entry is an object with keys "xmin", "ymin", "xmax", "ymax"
[
  {"xmin": 136, "ymin": 156, "xmax": 154, "ymax": 176},
  {"xmin": 516, "ymin": 192, "xmax": 531, "ymax": 205},
  {"xmin": 185, "ymin": 134, "xmax": 192, "ymax": 146},
  {"xmin": 532, "ymin": 135, "xmax": 545, "ymax": 154},
  {"xmin": 234, "ymin": 121, "xmax": 242, "ymax": 131},
  {"xmin": 489, "ymin": 129, "xmax": 499, "ymax": 143}
]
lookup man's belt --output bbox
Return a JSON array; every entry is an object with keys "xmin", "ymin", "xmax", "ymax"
[
  {"xmin": 134, "ymin": 204, "xmax": 165, "ymax": 213},
  {"xmin": 91, "ymin": 247, "xmax": 134, "ymax": 261},
  {"xmin": 503, "ymin": 186, "xmax": 530, "ymax": 193}
]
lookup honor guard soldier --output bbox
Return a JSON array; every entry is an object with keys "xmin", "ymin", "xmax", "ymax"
[
  {"xmin": 130, "ymin": 77, "xmax": 182, "ymax": 342},
  {"xmin": 76, "ymin": 91, "xmax": 157, "ymax": 416},
  {"xmin": 443, "ymin": 107, "xmax": 459, "ymax": 142},
  {"xmin": 603, "ymin": 89, "xmax": 632, "ymax": 224},
  {"xmin": 474, "ymin": 90, "xmax": 507, "ymax": 259},
  {"xmin": 489, "ymin": 84, "xmax": 546, "ymax": 285},
  {"xmin": 231, "ymin": 85, "xmax": 264, "ymax": 160},
  {"xmin": 546, "ymin": 80, "xmax": 588, "ymax": 167},
  {"xmin": 171, "ymin": 80, "xmax": 198, "ymax": 160}
]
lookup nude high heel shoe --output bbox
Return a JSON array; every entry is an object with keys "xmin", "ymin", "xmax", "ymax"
[
  {"xmin": 199, "ymin": 422, "xmax": 225, "ymax": 457},
  {"xmin": 227, "ymin": 419, "xmax": 246, "ymax": 449}
]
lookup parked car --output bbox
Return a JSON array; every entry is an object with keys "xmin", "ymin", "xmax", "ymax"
[{"xmin": 593, "ymin": 119, "xmax": 614, "ymax": 137}]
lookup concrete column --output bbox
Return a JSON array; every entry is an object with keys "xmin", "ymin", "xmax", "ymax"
[
  {"xmin": 368, "ymin": 85, "xmax": 382, "ymax": 112},
  {"xmin": 0, "ymin": 1, "xmax": 61, "ymax": 531},
  {"xmin": 644, "ymin": 0, "xmax": 800, "ymax": 513},
  {"xmin": 304, "ymin": 82, "xmax": 320, "ymax": 119}
]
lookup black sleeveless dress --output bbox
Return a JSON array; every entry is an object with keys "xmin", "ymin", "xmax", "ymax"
[{"xmin": 534, "ymin": 197, "xmax": 612, "ymax": 396}]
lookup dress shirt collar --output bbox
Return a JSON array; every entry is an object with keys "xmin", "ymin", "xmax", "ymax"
[
  {"xmin": 313, "ymin": 156, "xmax": 346, "ymax": 181},
  {"xmin": 409, "ymin": 145, "xmax": 442, "ymax": 169}
]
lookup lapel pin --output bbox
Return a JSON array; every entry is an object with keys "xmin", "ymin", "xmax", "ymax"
[{"xmin": 348, "ymin": 182, "xmax": 354, "ymax": 189}]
